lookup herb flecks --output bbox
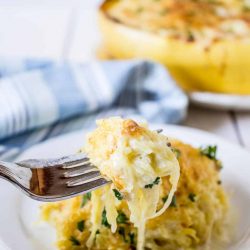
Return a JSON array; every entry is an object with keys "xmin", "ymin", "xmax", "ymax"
[
  {"xmin": 200, "ymin": 145, "xmax": 223, "ymax": 170},
  {"xmin": 200, "ymin": 145, "xmax": 217, "ymax": 159},
  {"xmin": 81, "ymin": 192, "xmax": 91, "ymax": 207},
  {"xmin": 145, "ymin": 177, "xmax": 160, "ymax": 189},
  {"xmin": 170, "ymin": 195, "xmax": 177, "ymax": 207},
  {"xmin": 188, "ymin": 193, "xmax": 196, "ymax": 202},
  {"xmin": 77, "ymin": 220, "xmax": 85, "ymax": 232},
  {"xmin": 156, "ymin": 128, "xmax": 163, "ymax": 134},
  {"xmin": 116, "ymin": 211, "xmax": 129, "ymax": 224},
  {"xmin": 162, "ymin": 194, "xmax": 177, "ymax": 207},
  {"xmin": 172, "ymin": 148, "xmax": 181, "ymax": 159},
  {"xmin": 102, "ymin": 208, "xmax": 111, "ymax": 228},
  {"xmin": 70, "ymin": 236, "xmax": 81, "ymax": 246},
  {"xmin": 118, "ymin": 227, "xmax": 128, "ymax": 242},
  {"xmin": 113, "ymin": 189, "xmax": 123, "ymax": 200},
  {"xmin": 129, "ymin": 232, "xmax": 135, "ymax": 246}
]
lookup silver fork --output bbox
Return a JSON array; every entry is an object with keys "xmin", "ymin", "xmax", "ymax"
[{"xmin": 0, "ymin": 154, "xmax": 109, "ymax": 202}]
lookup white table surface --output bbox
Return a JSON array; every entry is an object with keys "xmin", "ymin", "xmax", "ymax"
[{"xmin": 0, "ymin": 0, "xmax": 249, "ymax": 150}]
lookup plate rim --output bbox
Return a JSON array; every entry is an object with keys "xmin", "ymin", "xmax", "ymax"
[{"xmin": 189, "ymin": 91, "xmax": 250, "ymax": 111}]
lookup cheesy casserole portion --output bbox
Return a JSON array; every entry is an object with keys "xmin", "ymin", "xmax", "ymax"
[{"xmin": 41, "ymin": 118, "xmax": 229, "ymax": 250}]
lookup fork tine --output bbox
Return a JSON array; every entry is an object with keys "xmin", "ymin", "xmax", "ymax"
[
  {"xmin": 63, "ymin": 160, "xmax": 90, "ymax": 169},
  {"xmin": 62, "ymin": 157, "xmax": 97, "ymax": 177},
  {"xmin": 64, "ymin": 167, "xmax": 99, "ymax": 178},
  {"xmin": 62, "ymin": 156, "xmax": 89, "ymax": 169},
  {"xmin": 66, "ymin": 172, "xmax": 106, "ymax": 187},
  {"xmin": 65, "ymin": 178, "xmax": 109, "ymax": 196},
  {"xmin": 16, "ymin": 154, "xmax": 89, "ymax": 169}
]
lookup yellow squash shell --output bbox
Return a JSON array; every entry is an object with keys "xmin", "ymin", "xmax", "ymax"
[{"xmin": 99, "ymin": 1, "xmax": 250, "ymax": 94}]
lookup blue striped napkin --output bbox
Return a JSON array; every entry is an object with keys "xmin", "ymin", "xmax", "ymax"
[{"xmin": 0, "ymin": 60, "xmax": 188, "ymax": 160}]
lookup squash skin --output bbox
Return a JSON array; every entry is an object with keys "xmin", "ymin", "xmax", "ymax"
[{"xmin": 99, "ymin": 2, "xmax": 250, "ymax": 94}]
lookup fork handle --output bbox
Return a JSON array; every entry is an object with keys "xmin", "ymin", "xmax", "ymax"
[
  {"xmin": 0, "ymin": 161, "xmax": 31, "ymax": 189},
  {"xmin": 0, "ymin": 161, "xmax": 17, "ymax": 180}
]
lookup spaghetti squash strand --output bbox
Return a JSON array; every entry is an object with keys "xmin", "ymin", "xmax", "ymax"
[{"xmin": 84, "ymin": 118, "xmax": 180, "ymax": 250}]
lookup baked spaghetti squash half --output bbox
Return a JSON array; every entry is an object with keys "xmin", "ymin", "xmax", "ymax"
[{"xmin": 98, "ymin": 0, "xmax": 250, "ymax": 94}]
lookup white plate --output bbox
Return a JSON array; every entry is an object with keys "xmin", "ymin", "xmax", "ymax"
[{"xmin": 0, "ymin": 124, "xmax": 250, "ymax": 250}]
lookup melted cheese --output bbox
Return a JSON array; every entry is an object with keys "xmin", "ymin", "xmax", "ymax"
[
  {"xmin": 83, "ymin": 117, "xmax": 180, "ymax": 250},
  {"xmin": 106, "ymin": 0, "xmax": 250, "ymax": 43}
]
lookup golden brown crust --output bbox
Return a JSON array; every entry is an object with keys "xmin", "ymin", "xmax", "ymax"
[
  {"xmin": 102, "ymin": 0, "xmax": 250, "ymax": 41},
  {"xmin": 170, "ymin": 140, "xmax": 220, "ymax": 191},
  {"xmin": 122, "ymin": 119, "xmax": 143, "ymax": 137}
]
